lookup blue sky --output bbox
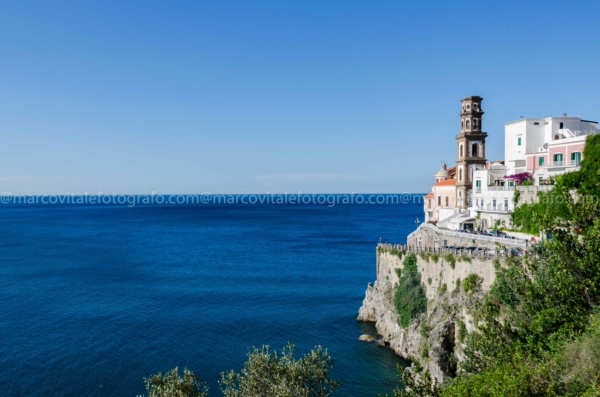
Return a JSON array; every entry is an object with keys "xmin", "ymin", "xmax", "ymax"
[{"xmin": 1, "ymin": 0, "xmax": 598, "ymax": 194}]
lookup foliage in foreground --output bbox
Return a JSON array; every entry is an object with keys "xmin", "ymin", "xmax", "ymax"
[
  {"xmin": 394, "ymin": 254, "xmax": 427, "ymax": 328},
  {"xmin": 143, "ymin": 367, "xmax": 208, "ymax": 397},
  {"xmin": 220, "ymin": 343, "xmax": 340, "ymax": 397},
  {"xmin": 141, "ymin": 344, "xmax": 340, "ymax": 397}
]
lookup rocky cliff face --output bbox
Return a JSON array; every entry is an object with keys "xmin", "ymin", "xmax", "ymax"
[{"xmin": 358, "ymin": 247, "xmax": 494, "ymax": 382}]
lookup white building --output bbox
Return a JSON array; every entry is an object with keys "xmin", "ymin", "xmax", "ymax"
[
  {"xmin": 470, "ymin": 114, "xmax": 598, "ymax": 230},
  {"xmin": 504, "ymin": 115, "xmax": 597, "ymax": 177},
  {"xmin": 470, "ymin": 162, "xmax": 515, "ymax": 229}
]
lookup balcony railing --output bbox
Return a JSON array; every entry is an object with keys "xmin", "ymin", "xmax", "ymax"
[
  {"xmin": 487, "ymin": 186, "xmax": 515, "ymax": 191},
  {"xmin": 552, "ymin": 161, "xmax": 564, "ymax": 167},
  {"xmin": 570, "ymin": 160, "xmax": 581, "ymax": 166},
  {"xmin": 475, "ymin": 188, "xmax": 482, "ymax": 193}
]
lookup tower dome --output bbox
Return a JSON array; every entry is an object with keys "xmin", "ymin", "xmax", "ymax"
[{"xmin": 435, "ymin": 162, "xmax": 449, "ymax": 181}]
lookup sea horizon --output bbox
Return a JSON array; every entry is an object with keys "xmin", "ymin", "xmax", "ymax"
[{"xmin": 0, "ymin": 199, "xmax": 419, "ymax": 395}]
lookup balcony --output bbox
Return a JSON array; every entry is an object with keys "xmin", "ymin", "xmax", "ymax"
[
  {"xmin": 570, "ymin": 160, "xmax": 581, "ymax": 166},
  {"xmin": 487, "ymin": 186, "xmax": 515, "ymax": 191},
  {"xmin": 552, "ymin": 161, "xmax": 564, "ymax": 167}
]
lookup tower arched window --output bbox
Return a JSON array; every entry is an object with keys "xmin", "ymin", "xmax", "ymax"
[
  {"xmin": 461, "ymin": 120, "xmax": 464, "ymax": 130},
  {"xmin": 466, "ymin": 120, "xmax": 470, "ymax": 130},
  {"xmin": 472, "ymin": 143, "xmax": 478, "ymax": 157},
  {"xmin": 460, "ymin": 144, "xmax": 463, "ymax": 158},
  {"xmin": 473, "ymin": 118, "xmax": 478, "ymax": 129},
  {"xmin": 459, "ymin": 168, "xmax": 463, "ymax": 181}
]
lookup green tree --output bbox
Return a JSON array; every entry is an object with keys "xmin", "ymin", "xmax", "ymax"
[
  {"xmin": 394, "ymin": 254, "xmax": 427, "ymax": 327},
  {"xmin": 220, "ymin": 343, "xmax": 340, "ymax": 397},
  {"xmin": 143, "ymin": 367, "xmax": 208, "ymax": 397}
]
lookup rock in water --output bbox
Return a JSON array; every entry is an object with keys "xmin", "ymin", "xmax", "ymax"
[{"xmin": 359, "ymin": 334, "xmax": 375, "ymax": 342}]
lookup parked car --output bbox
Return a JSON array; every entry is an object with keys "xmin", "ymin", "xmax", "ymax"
[{"xmin": 509, "ymin": 247, "xmax": 524, "ymax": 256}]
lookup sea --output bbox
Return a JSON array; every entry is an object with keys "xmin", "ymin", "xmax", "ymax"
[{"xmin": 0, "ymin": 195, "xmax": 422, "ymax": 396}]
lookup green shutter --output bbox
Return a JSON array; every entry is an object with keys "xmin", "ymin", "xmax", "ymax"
[{"xmin": 539, "ymin": 157, "xmax": 544, "ymax": 166}]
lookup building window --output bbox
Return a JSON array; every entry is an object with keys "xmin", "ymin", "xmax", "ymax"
[
  {"xmin": 539, "ymin": 157, "xmax": 544, "ymax": 166},
  {"xmin": 518, "ymin": 137, "xmax": 522, "ymax": 146},
  {"xmin": 492, "ymin": 199, "xmax": 496, "ymax": 210},
  {"xmin": 553, "ymin": 153, "xmax": 563, "ymax": 165},
  {"xmin": 560, "ymin": 122, "xmax": 564, "ymax": 129},
  {"xmin": 504, "ymin": 199, "xmax": 508, "ymax": 211},
  {"xmin": 445, "ymin": 196, "xmax": 449, "ymax": 207},
  {"xmin": 571, "ymin": 152, "xmax": 581, "ymax": 165},
  {"xmin": 438, "ymin": 196, "xmax": 441, "ymax": 206},
  {"xmin": 534, "ymin": 122, "xmax": 539, "ymax": 125}
]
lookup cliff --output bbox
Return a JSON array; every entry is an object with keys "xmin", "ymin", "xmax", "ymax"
[{"xmin": 358, "ymin": 246, "xmax": 497, "ymax": 382}]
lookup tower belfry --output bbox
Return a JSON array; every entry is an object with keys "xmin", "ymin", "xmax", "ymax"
[{"xmin": 456, "ymin": 96, "xmax": 487, "ymax": 209}]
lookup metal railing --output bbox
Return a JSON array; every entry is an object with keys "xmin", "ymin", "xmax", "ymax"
[
  {"xmin": 408, "ymin": 222, "xmax": 528, "ymax": 247},
  {"xmin": 377, "ymin": 242, "xmax": 528, "ymax": 257},
  {"xmin": 487, "ymin": 186, "xmax": 515, "ymax": 191}
]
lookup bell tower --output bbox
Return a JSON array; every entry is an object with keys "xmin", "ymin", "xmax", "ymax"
[{"xmin": 456, "ymin": 96, "xmax": 487, "ymax": 209}]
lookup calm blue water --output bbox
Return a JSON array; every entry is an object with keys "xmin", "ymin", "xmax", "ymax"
[{"xmin": 0, "ymin": 197, "xmax": 420, "ymax": 396}]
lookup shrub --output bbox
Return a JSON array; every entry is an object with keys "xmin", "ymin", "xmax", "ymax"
[
  {"xmin": 431, "ymin": 253, "xmax": 440, "ymax": 263},
  {"xmin": 144, "ymin": 367, "xmax": 208, "ymax": 397},
  {"xmin": 440, "ymin": 283, "xmax": 447, "ymax": 294},
  {"xmin": 444, "ymin": 253, "xmax": 456, "ymax": 269},
  {"xmin": 456, "ymin": 319, "xmax": 467, "ymax": 343},
  {"xmin": 427, "ymin": 277, "xmax": 432, "ymax": 285},
  {"xmin": 463, "ymin": 273, "xmax": 482, "ymax": 295},
  {"xmin": 393, "ymin": 254, "xmax": 428, "ymax": 328},
  {"xmin": 220, "ymin": 344, "xmax": 340, "ymax": 397},
  {"xmin": 420, "ymin": 322, "xmax": 431, "ymax": 338}
]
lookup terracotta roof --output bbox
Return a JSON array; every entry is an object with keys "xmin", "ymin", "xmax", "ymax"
[
  {"xmin": 433, "ymin": 178, "xmax": 457, "ymax": 187},
  {"xmin": 424, "ymin": 193, "xmax": 434, "ymax": 198}
]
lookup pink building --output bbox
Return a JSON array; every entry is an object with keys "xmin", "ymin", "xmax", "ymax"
[{"xmin": 525, "ymin": 136, "xmax": 586, "ymax": 184}]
